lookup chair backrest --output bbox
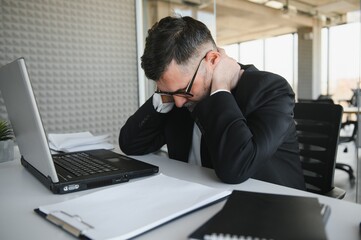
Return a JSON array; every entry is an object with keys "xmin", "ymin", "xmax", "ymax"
[{"xmin": 294, "ymin": 103, "xmax": 343, "ymax": 195}]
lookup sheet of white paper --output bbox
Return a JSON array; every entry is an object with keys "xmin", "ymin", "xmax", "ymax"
[
  {"xmin": 48, "ymin": 132, "xmax": 113, "ymax": 152},
  {"xmin": 48, "ymin": 132, "xmax": 93, "ymax": 149},
  {"xmin": 38, "ymin": 174, "xmax": 231, "ymax": 240},
  {"xmin": 56, "ymin": 143, "xmax": 114, "ymax": 153}
]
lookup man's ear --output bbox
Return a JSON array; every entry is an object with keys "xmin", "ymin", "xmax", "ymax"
[{"xmin": 206, "ymin": 51, "xmax": 221, "ymax": 66}]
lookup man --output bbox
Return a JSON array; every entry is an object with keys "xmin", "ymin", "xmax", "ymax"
[{"xmin": 119, "ymin": 16, "xmax": 306, "ymax": 190}]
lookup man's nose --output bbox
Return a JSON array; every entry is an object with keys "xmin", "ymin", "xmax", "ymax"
[{"xmin": 173, "ymin": 96, "xmax": 187, "ymax": 108}]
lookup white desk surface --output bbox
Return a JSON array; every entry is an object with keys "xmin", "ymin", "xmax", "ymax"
[
  {"xmin": 343, "ymin": 107, "xmax": 361, "ymax": 114},
  {"xmin": 1, "ymin": 149, "xmax": 361, "ymax": 240}
]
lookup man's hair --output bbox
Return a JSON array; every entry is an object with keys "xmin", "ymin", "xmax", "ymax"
[{"xmin": 141, "ymin": 16, "xmax": 216, "ymax": 81}]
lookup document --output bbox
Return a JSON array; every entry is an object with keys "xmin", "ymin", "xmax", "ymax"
[
  {"xmin": 35, "ymin": 174, "xmax": 231, "ymax": 240},
  {"xmin": 48, "ymin": 131, "xmax": 114, "ymax": 152}
]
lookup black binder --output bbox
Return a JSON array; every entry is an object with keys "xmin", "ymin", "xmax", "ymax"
[{"xmin": 189, "ymin": 190, "xmax": 328, "ymax": 240}]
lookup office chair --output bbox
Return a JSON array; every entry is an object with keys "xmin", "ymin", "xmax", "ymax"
[
  {"xmin": 298, "ymin": 96, "xmax": 356, "ymax": 182},
  {"xmin": 294, "ymin": 103, "xmax": 346, "ymax": 199},
  {"xmin": 337, "ymin": 89, "xmax": 360, "ymax": 182},
  {"xmin": 338, "ymin": 120, "xmax": 357, "ymax": 181}
]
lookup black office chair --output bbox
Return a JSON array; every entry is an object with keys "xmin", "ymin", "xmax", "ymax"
[
  {"xmin": 337, "ymin": 90, "xmax": 359, "ymax": 181},
  {"xmin": 338, "ymin": 120, "xmax": 357, "ymax": 181},
  {"xmin": 294, "ymin": 103, "xmax": 346, "ymax": 199},
  {"xmin": 298, "ymin": 96, "xmax": 356, "ymax": 182}
]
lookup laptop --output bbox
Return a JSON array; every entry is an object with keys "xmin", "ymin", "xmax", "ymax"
[{"xmin": 0, "ymin": 58, "xmax": 159, "ymax": 194}]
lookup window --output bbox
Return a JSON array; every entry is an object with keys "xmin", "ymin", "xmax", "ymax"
[
  {"xmin": 321, "ymin": 23, "xmax": 361, "ymax": 104},
  {"xmin": 265, "ymin": 34, "xmax": 296, "ymax": 87},
  {"xmin": 223, "ymin": 34, "xmax": 297, "ymax": 89},
  {"xmin": 239, "ymin": 39, "xmax": 265, "ymax": 70}
]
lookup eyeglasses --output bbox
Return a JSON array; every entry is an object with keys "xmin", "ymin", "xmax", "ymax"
[{"xmin": 155, "ymin": 52, "xmax": 210, "ymax": 98}]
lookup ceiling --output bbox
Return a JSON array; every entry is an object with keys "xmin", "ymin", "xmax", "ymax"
[{"xmin": 193, "ymin": 0, "xmax": 361, "ymax": 45}]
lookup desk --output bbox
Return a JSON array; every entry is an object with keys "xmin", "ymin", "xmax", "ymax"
[
  {"xmin": 343, "ymin": 107, "xmax": 361, "ymax": 114},
  {"xmin": 1, "ymin": 150, "xmax": 361, "ymax": 240}
]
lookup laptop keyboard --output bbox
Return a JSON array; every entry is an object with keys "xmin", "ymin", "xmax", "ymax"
[{"xmin": 53, "ymin": 152, "xmax": 119, "ymax": 177}]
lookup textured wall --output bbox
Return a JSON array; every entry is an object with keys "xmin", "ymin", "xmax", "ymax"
[{"xmin": 0, "ymin": 0, "xmax": 138, "ymax": 145}]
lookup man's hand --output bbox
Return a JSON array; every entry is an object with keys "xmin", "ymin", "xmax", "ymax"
[{"xmin": 210, "ymin": 48, "xmax": 244, "ymax": 93}]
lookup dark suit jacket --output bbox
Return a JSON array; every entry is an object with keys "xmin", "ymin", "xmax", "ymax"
[{"xmin": 119, "ymin": 64, "xmax": 306, "ymax": 190}]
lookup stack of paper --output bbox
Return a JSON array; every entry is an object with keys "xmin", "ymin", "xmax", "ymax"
[{"xmin": 48, "ymin": 131, "xmax": 114, "ymax": 153}]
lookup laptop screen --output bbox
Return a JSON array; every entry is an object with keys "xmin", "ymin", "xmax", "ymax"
[{"xmin": 0, "ymin": 58, "xmax": 59, "ymax": 182}]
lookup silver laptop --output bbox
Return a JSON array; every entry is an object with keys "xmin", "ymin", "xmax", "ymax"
[{"xmin": 0, "ymin": 58, "xmax": 158, "ymax": 194}]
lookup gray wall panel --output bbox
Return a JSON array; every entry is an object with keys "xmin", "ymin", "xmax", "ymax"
[{"xmin": 0, "ymin": 0, "xmax": 138, "ymax": 145}]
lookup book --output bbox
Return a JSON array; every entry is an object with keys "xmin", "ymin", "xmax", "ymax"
[
  {"xmin": 35, "ymin": 174, "xmax": 231, "ymax": 240},
  {"xmin": 189, "ymin": 190, "xmax": 328, "ymax": 240}
]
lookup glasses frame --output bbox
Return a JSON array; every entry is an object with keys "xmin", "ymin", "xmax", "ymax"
[{"xmin": 155, "ymin": 51, "xmax": 211, "ymax": 98}]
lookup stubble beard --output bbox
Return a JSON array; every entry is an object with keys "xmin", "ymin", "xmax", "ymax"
[{"xmin": 184, "ymin": 81, "xmax": 211, "ymax": 112}]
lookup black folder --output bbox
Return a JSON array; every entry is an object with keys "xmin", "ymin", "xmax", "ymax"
[{"xmin": 189, "ymin": 190, "xmax": 328, "ymax": 240}]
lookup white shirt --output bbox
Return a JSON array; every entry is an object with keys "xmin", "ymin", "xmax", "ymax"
[{"xmin": 152, "ymin": 90, "xmax": 230, "ymax": 166}]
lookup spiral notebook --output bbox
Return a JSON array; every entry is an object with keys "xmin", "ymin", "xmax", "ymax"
[{"xmin": 189, "ymin": 190, "xmax": 328, "ymax": 240}]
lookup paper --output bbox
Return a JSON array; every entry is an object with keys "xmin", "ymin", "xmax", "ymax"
[
  {"xmin": 48, "ymin": 132, "xmax": 114, "ymax": 152},
  {"xmin": 37, "ymin": 174, "xmax": 231, "ymax": 240}
]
